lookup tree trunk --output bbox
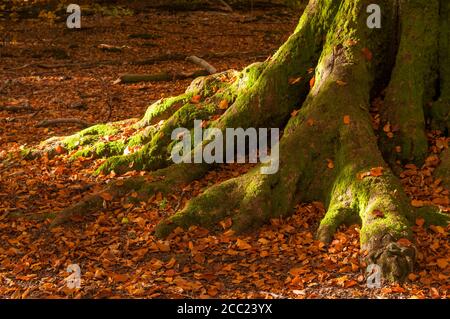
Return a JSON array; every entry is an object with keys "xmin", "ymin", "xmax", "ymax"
[{"xmin": 28, "ymin": 0, "xmax": 450, "ymax": 282}]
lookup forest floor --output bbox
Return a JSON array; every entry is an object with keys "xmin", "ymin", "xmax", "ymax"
[{"xmin": 0, "ymin": 5, "xmax": 449, "ymax": 299}]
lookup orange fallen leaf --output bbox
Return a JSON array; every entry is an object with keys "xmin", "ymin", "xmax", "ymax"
[
  {"xmin": 110, "ymin": 273, "xmax": 129, "ymax": 282},
  {"xmin": 219, "ymin": 217, "xmax": 233, "ymax": 229},
  {"xmin": 390, "ymin": 286, "xmax": 406, "ymax": 293},
  {"xmin": 415, "ymin": 218, "xmax": 425, "ymax": 227},
  {"xmin": 397, "ymin": 238, "xmax": 412, "ymax": 247},
  {"xmin": 289, "ymin": 267, "xmax": 305, "ymax": 277},
  {"xmin": 336, "ymin": 80, "xmax": 347, "ymax": 86},
  {"xmin": 157, "ymin": 241, "xmax": 171, "ymax": 252},
  {"xmin": 223, "ymin": 229, "xmax": 235, "ymax": 237},
  {"xmin": 55, "ymin": 145, "xmax": 66, "ymax": 154},
  {"xmin": 343, "ymin": 115, "xmax": 351, "ymax": 125},
  {"xmin": 407, "ymin": 273, "xmax": 418, "ymax": 281},
  {"xmin": 236, "ymin": 238, "xmax": 252, "ymax": 250},
  {"xmin": 372, "ymin": 210, "xmax": 384, "ymax": 218},
  {"xmin": 207, "ymin": 287, "xmax": 218, "ymax": 297},
  {"xmin": 344, "ymin": 280, "xmax": 358, "ymax": 288},
  {"xmin": 191, "ymin": 95, "xmax": 201, "ymax": 104},
  {"xmin": 327, "ymin": 159, "xmax": 334, "ymax": 169},
  {"xmin": 193, "ymin": 253, "xmax": 205, "ymax": 264},
  {"xmin": 291, "ymin": 109, "xmax": 300, "ymax": 117},
  {"xmin": 357, "ymin": 171, "xmax": 371, "ymax": 180},
  {"xmin": 430, "ymin": 225, "xmax": 445, "ymax": 234},
  {"xmin": 436, "ymin": 258, "xmax": 448, "ymax": 269},
  {"xmin": 99, "ymin": 192, "xmax": 113, "ymax": 201},
  {"xmin": 370, "ymin": 167, "xmax": 384, "ymax": 177},
  {"xmin": 309, "ymin": 76, "xmax": 315, "ymax": 89},
  {"xmin": 361, "ymin": 47, "xmax": 373, "ymax": 61},
  {"xmin": 411, "ymin": 199, "xmax": 424, "ymax": 207},
  {"xmin": 218, "ymin": 99, "xmax": 229, "ymax": 110},
  {"xmin": 346, "ymin": 39, "xmax": 358, "ymax": 46}
]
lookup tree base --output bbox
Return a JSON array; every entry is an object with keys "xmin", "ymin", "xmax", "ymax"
[{"xmin": 25, "ymin": 0, "xmax": 450, "ymax": 283}]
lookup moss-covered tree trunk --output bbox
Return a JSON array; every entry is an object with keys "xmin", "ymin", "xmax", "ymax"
[{"xmin": 29, "ymin": 0, "xmax": 450, "ymax": 282}]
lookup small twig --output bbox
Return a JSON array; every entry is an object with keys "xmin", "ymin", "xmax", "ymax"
[
  {"xmin": 115, "ymin": 69, "xmax": 209, "ymax": 84},
  {"xmin": 100, "ymin": 78, "xmax": 113, "ymax": 122},
  {"xmin": 36, "ymin": 118, "xmax": 90, "ymax": 128},
  {"xmin": 174, "ymin": 191, "xmax": 186, "ymax": 212},
  {"xmin": 216, "ymin": 0, "xmax": 233, "ymax": 12},
  {"xmin": 105, "ymin": 96, "xmax": 113, "ymax": 122},
  {"xmin": 186, "ymin": 55, "xmax": 217, "ymax": 74}
]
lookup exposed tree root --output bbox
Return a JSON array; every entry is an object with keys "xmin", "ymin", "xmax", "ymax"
[
  {"xmin": 381, "ymin": 0, "xmax": 440, "ymax": 165},
  {"xmin": 431, "ymin": 0, "xmax": 450, "ymax": 132},
  {"xmin": 414, "ymin": 206, "xmax": 450, "ymax": 227},
  {"xmin": 51, "ymin": 163, "xmax": 209, "ymax": 226},
  {"xmin": 155, "ymin": 0, "xmax": 418, "ymax": 282}
]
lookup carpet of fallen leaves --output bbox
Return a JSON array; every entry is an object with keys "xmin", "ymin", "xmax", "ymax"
[{"xmin": 0, "ymin": 6, "xmax": 449, "ymax": 299}]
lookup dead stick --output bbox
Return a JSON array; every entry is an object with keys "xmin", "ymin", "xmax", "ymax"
[
  {"xmin": 0, "ymin": 104, "xmax": 34, "ymax": 112},
  {"xmin": 116, "ymin": 70, "xmax": 209, "ymax": 84},
  {"xmin": 186, "ymin": 55, "xmax": 217, "ymax": 74},
  {"xmin": 36, "ymin": 118, "xmax": 90, "ymax": 128}
]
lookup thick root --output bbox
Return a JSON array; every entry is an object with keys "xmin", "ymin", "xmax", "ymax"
[
  {"xmin": 381, "ymin": 0, "xmax": 440, "ymax": 164},
  {"xmin": 431, "ymin": 0, "xmax": 450, "ymax": 131},
  {"xmin": 155, "ymin": 166, "xmax": 296, "ymax": 238},
  {"xmin": 31, "ymin": 0, "xmax": 448, "ymax": 286},
  {"xmin": 414, "ymin": 206, "xmax": 450, "ymax": 227},
  {"xmin": 27, "ymin": 70, "xmax": 239, "ymax": 169},
  {"xmin": 364, "ymin": 234, "xmax": 416, "ymax": 282},
  {"xmin": 51, "ymin": 163, "xmax": 209, "ymax": 226}
]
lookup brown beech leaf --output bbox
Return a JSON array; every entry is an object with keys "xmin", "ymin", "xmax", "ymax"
[
  {"xmin": 361, "ymin": 47, "xmax": 373, "ymax": 61},
  {"xmin": 372, "ymin": 210, "xmax": 384, "ymax": 218},
  {"xmin": 370, "ymin": 167, "xmax": 384, "ymax": 177},
  {"xmin": 343, "ymin": 115, "xmax": 351, "ymax": 125},
  {"xmin": 99, "ymin": 192, "xmax": 113, "ymax": 201},
  {"xmin": 309, "ymin": 76, "xmax": 315, "ymax": 89}
]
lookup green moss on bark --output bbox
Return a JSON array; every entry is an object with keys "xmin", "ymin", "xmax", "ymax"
[{"xmin": 382, "ymin": 0, "xmax": 440, "ymax": 164}]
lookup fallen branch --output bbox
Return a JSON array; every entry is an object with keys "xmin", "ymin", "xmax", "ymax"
[
  {"xmin": 115, "ymin": 69, "xmax": 209, "ymax": 84},
  {"xmin": 0, "ymin": 103, "xmax": 34, "ymax": 112},
  {"xmin": 133, "ymin": 51, "xmax": 269, "ymax": 65},
  {"xmin": 36, "ymin": 118, "xmax": 90, "ymax": 128},
  {"xmin": 6, "ymin": 60, "xmax": 124, "ymax": 70},
  {"xmin": 186, "ymin": 55, "xmax": 217, "ymax": 74}
]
